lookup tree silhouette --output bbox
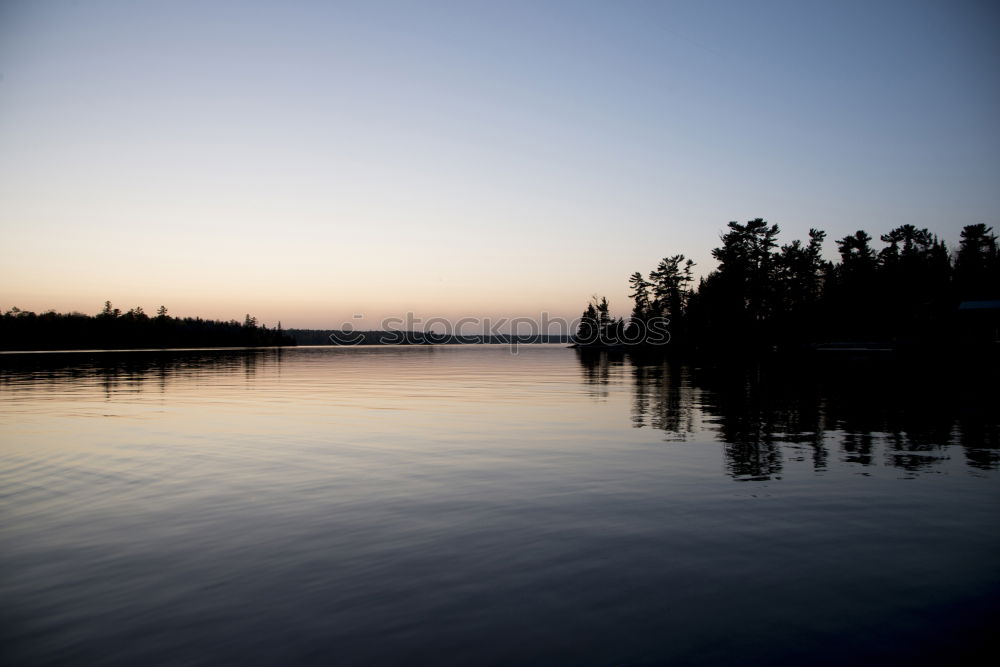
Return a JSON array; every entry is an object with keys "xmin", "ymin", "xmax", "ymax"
[
  {"xmin": 626, "ymin": 272, "xmax": 653, "ymax": 341},
  {"xmin": 577, "ymin": 217, "xmax": 998, "ymax": 354},
  {"xmin": 0, "ymin": 303, "xmax": 294, "ymax": 351},
  {"xmin": 955, "ymin": 224, "xmax": 999, "ymax": 300}
]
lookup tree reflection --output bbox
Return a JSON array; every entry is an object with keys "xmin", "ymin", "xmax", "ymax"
[
  {"xmin": 0, "ymin": 348, "xmax": 282, "ymax": 399},
  {"xmin": 630, "ymin": 361, "xmax": 697, "ymax": 439},
  {"xmin": 576, "ymin": 350, "xmax": 1000, "ymax": 479}
]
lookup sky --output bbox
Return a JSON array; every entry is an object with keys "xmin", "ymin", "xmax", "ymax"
[{"xmin": 1, "ymin": 0, "xmax": 998, "ymax": 329}]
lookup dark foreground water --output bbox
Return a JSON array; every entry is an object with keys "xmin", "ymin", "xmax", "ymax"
[{"xmin": 1, "ymin": 345, "xmax": 998, "ymax": 666}]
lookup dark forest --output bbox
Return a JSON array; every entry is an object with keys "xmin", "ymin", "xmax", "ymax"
[
  {"xmin": 575, "ymin": 221, "xmax": 999, "ymax": 353},
  {"xmin": 0, "ymin": 302, "xmax": 294, "ymax": 350}
]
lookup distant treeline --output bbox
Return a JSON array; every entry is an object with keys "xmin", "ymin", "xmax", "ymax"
[
  {"xmin": 287, "ymin": 329, "xmax": 571, "ymax": 345},
  {"xmin": 0, "ymin": 302, "xmax": 294, "ymax": 351},
  {"xmin": 577, "ymin": 222, "xmax": 1000, "ymax": 352}
]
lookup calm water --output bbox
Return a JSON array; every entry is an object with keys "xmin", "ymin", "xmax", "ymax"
[{"xmin": 1, "ymin": 345, "xmax": 998, "ymax": 666}]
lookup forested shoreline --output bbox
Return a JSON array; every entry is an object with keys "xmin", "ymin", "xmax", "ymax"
[
  {"xmin": 575, "ymin": 221, "xmax": 1000, "ymax": 353},
  {"xmin": 0, "ymin": 302, "xmax": 294, "ymax": 351},
  {"xmin": 3, "ymin": 222, "xmax": 997, "ymax": 353}
]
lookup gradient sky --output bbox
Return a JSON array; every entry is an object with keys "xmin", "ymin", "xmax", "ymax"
[{"xmin": 1, "ymin": 0, "xmax": 998, "ymax": 329}]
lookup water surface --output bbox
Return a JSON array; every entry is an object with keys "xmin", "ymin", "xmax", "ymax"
[{"xmin": 1, "ymin": 345, "xmax": 997, "ymax": 665}]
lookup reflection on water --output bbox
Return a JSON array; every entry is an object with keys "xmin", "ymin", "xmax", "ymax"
[
  {"xmin": 1, "ymin": 345, "xmax": 998, "ymax": 666},
  {"xmin": 578, "ymin": 350, "xmax": 1000, "ymax": 478},
  {"xmin": 0, "ymin": 348, "xmax": 277, "ymax": 397}
]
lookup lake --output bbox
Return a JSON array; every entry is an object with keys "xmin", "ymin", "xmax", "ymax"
[{"xmin": 1, "ymin": 344, "xmax": 997, "ymax": 666}]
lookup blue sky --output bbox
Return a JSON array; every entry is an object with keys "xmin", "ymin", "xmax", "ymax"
[{"xmin": 1, "ymin": 0, "xmax": 997, "ymax": 327}]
